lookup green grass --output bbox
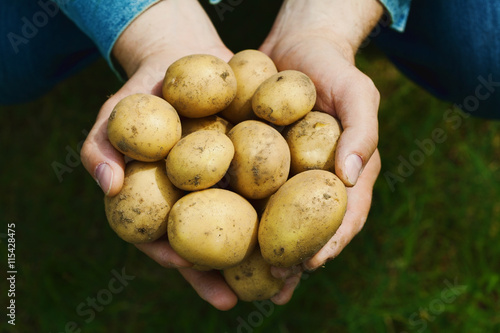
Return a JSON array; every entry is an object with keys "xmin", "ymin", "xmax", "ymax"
[{"xmin": 2, "ymin": 14, "xmax": 500, "ymax": 333}]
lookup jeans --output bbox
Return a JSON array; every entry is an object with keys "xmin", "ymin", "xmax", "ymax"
[{"xmin": 373, "ymin": 0, "xmax": 500, "ymax": 118}]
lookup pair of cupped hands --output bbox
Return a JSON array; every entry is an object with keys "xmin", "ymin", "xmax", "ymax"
[{"xmin": 80, "ymin": 0, "xmax": 382, "ymax": 310}]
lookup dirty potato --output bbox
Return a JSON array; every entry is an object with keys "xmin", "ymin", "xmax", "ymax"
[
  {"xmin": 165, "ymin": 130, "xmax": 235, "ymax": 191},
  {"xmin": 107, "ymin": 93, "xmax": 182, "ymax": 162},
  {"xmin": 167, "ymin": 188, "xmax": 259, "ymax": 269},
  {"xmin": 227, "ymin": 120, "xmax": 290, "ymax": 200},
  {"xmin": 224, "ymin": 246, "xmax": 285, "ymax": 301},
  {"xmin": 104, "ymin": 161, "xmax": 183, "ymax": 244},
  {"xmin": 258, "ymin": 170, "xmax": 347, "ymax": 267},
  {"xmin": 252, "ymin": 70, "xmax": 316, "ymax": 126},
  {"xmin": 162, "ymin": 54, "xmax": 237, "ymax": 118},
  {"xmin": 285, "ymin": 111, "xmax": 342, "ymax": 175},
  {"xmin": 180, "ymin": 115, "xmax": 233, "ymax": 137}
]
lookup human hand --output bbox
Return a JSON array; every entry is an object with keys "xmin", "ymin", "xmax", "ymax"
[
  {"xmin": 80, "ymin": 0, "xmax": 239, "ymax": 310},
  {"xmin": 258, "ymin": 0, "xmax": 384, "ymax": 304}
]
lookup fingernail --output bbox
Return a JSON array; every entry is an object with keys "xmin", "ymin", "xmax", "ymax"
[
  {"xmin": 95, "ymin": 163, "xmax": 113, "ymax": 195},
  {"xmin": 345, "ymin": 154, "xmax": 363, "ymax": 186}
]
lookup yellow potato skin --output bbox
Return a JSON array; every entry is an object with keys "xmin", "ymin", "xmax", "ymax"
[
  {"xmin": 107, "ymin": 93, "xmax": 182, "ymax": 162},
  {"xmin": 224, "ymin": 247, "xmax": 285, "ymax": 302},
  {"xmin": 167, "ymin": 188, "xmax": 258, "ymax": 270},
  {"xmin": 258, "ymin": 170, "xmax": 347, "ymax": 267},
  {"xmin": 285, "ymin": 111, "xmax": 342, "ymax": 175},
  {"xmin": 165, "ymin": 130, "xmax": 235, "ymax": 191},
  {"xmin": 252, "ymin": 70, "xmax": 316, "ymax": 126},
  {"xmin": 180, "ymin": 115, "xmax": 233, "ymax": 137},
  {"xmin": 227, "ymin": 120, "xmax": 291, "ymax": 200},
  {"xmin": 162, "ymin": 54, "xmax": 237, "ymax": 118},
  {"xmin": 104, "ymin": 161, "xmax": 184, "ymax": 244},
  {"xmin": 220, "ymin": 49, "xmax": 278, "ymax": 124}
]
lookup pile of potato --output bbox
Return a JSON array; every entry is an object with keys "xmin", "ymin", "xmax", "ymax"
[{"xmin": 104, "ymin": 50, "xmax": 347, "ymax": 302}]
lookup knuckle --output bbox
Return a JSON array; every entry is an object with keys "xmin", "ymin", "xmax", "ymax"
[{"xmin": 357, "ymin": 72, "xmax": 380, "ymax": 105}]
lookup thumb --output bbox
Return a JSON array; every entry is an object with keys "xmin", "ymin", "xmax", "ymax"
[
  {"xmin": 80, "ymin": 94, "xmax": 126, "ymax": 197},
  {"xmin": 330, "ymin": 71, "xmax": 380, "ymax": 187},
  {"xmin": 81, "ymin": 63, "xmax": 166, "ymax": 196}
]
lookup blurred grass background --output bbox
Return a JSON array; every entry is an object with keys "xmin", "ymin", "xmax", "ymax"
[{"xmin": 1, "ymin": 1, "xmax": 500, "ymax": 332}]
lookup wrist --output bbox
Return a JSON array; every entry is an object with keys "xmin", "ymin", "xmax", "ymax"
[
  {"xmin": 262, "ymin": 0, "xmax": 384, "ymax": 62},
  {"xmin": 112, "ymin": 0, "xmax": 228, "ymax": 78}
]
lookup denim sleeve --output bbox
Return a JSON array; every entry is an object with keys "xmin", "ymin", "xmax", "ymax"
[
  {"xmin": 52, "ymin": 0, "xmax": 160, "ymax": 79},
  {"xmin": 378, "ymin": 0, "xmax": 412, "ymax": 32}
]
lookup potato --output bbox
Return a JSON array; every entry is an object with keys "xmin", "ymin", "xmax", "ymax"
[
  {"xmin": 220, "ymin": 49, "xmax": 278, "ymax": 124},
  {"xmin": 258, "ymin": 170, "xmax": 347, "ymax": 267},
  {"xmin": 107, "ymin": 93, "xmax": 182, "ymax": 162},
  {"xmin": 224, "ymin": 247, "xmax": 285, "ymax": 302},
  {"xmin": 165, "ymin": 130, "xmax": 235, "ymax": 191},
  {"xmin": 180, "ymin": 115, "xmax": 233, "ymax": 137},
  {"xmin": 167, "ymin": 188, "xmax": 258, "ymax": 269},
  {"xmin": 227, "ymin": 120, "xmax": 290, "ymax": 199},
  {"xmin": 285, "ymin": 111, "xmax": 343, "ymax": 175},
  {"xmin": 162, "ymin": 54, "xmax": 237, "ymax": 118},
  {"xmin": 104, "ymin": 161, "xmax": 184, "ymax": 244},
  {"xmin": 252, "ymin": 70, "xmax": 316, "ymax": 126}
]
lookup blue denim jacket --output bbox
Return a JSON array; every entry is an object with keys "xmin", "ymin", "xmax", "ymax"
[
  {"xmin": 53, "ymin": 0, "xmax": 160, "ymax": 78},
  {"xmin": 379, "ymin": 0, "xmax": 412, "ymax": 32}
]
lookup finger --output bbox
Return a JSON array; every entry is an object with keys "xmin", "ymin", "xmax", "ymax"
[
  {"xmin": 302, "ymin": 150, "xmax": 381, "ymax": 271},
  {"xmin": 134, "ymin": 236, "xmax": 193, "ymax": 269},
  {"xmin": 329, "ymin": 69, "xmax": 380, "ymax": 187},
  {"xmin": 80, "ymin": 96, "xmax": 126, "ymax": 197},
  {"xmin": 270, "ymin": 271, "xmax": 302, "ymax": 305},
  {"xmin": 178, "ymin": 268, "xmax": 238, "ymax": 311}
]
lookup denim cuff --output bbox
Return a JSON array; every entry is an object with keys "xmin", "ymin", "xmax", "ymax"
[
  {"xmin": 378, "ymin": 0, "xmax": 412, "ymax": 32},
  {"xmin": 53, "ymin": 0, "xmax": 160, "ymax": 79}
]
